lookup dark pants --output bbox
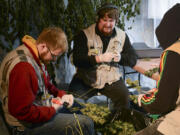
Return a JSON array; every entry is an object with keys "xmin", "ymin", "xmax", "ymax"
[
  {"xmin": 9, "ymin": 102, "xmax": 95, "ymax": 135},
  {"xmin": 24, "ymin": 113, "xmax": 94, "ymax": 135},
  {"xmin": 68, "ymin": 75, "xmax": 129, "ymax": 110}
]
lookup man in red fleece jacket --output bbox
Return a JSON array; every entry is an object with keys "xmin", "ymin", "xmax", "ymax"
[{"xmin": 0, "ymin": 27, "xmax": 94, "ymax": 135}]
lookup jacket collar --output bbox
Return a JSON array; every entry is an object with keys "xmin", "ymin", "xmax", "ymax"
[
  {"xmin": 22, "ymin": 35, "xmax": 39, "ymax": 58},
  {"xmin": 22, "ymin": 35, "xmax": 42, "ymax": 67}
]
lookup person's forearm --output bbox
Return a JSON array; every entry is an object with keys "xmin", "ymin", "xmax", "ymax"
[{"xmin": 140, "ymin": 52, "xmax": 180, "ymax": 114}]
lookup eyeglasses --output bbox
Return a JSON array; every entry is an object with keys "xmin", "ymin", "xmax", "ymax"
[{"xmin": 46, "ymin": 46, "xmax": 58, "ymax": 60}]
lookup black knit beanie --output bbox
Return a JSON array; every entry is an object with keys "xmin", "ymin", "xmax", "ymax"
[{"xmin": 155, "ymin": 3, "xmax": 180, "ymax": 49}]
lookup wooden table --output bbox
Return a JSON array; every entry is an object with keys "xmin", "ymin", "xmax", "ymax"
[{"xmin": 133, "ymin": 58, "xmax": 160, "ymax": 81}]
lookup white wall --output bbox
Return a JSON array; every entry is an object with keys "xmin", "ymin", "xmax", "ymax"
[{"xmin": 125, "ymin": 0, "xmax": 179, "ymax": 48}]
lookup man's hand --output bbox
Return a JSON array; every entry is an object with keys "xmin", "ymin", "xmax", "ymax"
[
  {"xmin": 146, "ymin": 88, "xmax": 157, "ymax": 94},
  {"xmin": 51, "ymin": 97, "xmax": 63, "ymax": 111},
  {"xmin": 97, "ymin": 52, "xmax": 116, "ymax": 63},
  {"xmin": 138, "ymin": 94, "xmax": 144, "ymax": 107},
  {"xmin": 61, "ymin": 94, "xmax": 74, "ymax": 108},
  {"xmin": 113, "ymin": 53, "xmax": 121, "ymax": 62}
]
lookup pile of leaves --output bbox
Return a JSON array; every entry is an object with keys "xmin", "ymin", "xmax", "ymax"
[
  {"xmin": 81, "ymin": 103, "xmax": 136, "ymax": 135},
  {"xmin": 126, "ymin": 78, "xmax": 141, "ymax": 94},
  {"xmin": 144, "ymin": 67, "xmax": 159, "ymax": 78},
  {"xmin": 80, "ymin": 78, "xmax": 153, "ymax": 134}
]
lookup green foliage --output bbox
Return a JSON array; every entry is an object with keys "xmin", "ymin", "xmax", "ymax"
[
  {"xmin": 129, "ymin": 94, "xmax": 138, "ymax": 104},
  {"xmin": 126, "ymin": 78, "xmax": 142, "ymax": 103},
  {"xmin": 81, "ymin": 103, "xmax": 136, "ymax": 135},
  {"xmin": 0, "ymin": 0, "xmax": 141, "ymax": 83},
  {"xmin": 0, "ymin": 0, "xmax": 141, "ymax": 52},
  {"xmin": 144, "ymin": 67, "xmax": 159, "ymax": 78},
  {"xmin": 126, "ymin": 78, "xmax": 141, "ymax": 94},
  {"xmin": 107, "ymin": 0, "xmax": 141, "ymax": 30},
  {"xmin": 0, "ymin": 0, "xmax": 67, "ymax": 52}
]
